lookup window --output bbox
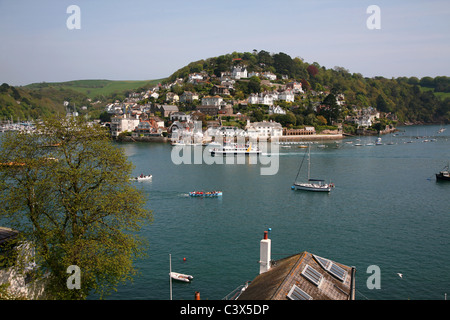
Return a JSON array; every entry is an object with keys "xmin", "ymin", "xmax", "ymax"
[
  {"xmin": 313, "ymin": 255, "xmax": 347, "ymax": 282},
  {"xmin": 287, "ymin": 284, "xmax": 312, "ymax": 300},
  {"xmin": 301, "ymin": 265, "xmax": 323, "ymax": 286}
]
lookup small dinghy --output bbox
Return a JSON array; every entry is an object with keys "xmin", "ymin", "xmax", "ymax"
[{"xmin": 169, "ymin": 272, "xmax": 193, "ymax": 283}]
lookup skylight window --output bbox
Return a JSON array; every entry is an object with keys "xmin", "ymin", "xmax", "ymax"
[
  {"xmin": 313, "ymin": 254, "xmax": 347, "ymax": 282},
  {"xmin": 301, "ymin": 265, "xmax": 323, "ymax": 286},
  {"xmin": 287, "ymin": 284, "xmax": 313, "ymax": 300}
]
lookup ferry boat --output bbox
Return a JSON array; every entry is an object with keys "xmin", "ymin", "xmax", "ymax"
[
  {"xmin": 189, "ymin": 191, "xmax": 223, "ymax": 197},
  {"xmin": 210, "ymin": 143, "xmax": 261, "ymax": 156}
]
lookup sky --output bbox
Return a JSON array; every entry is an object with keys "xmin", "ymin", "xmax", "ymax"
[{"xmin": 0, "ymin": 0, "xmax": 449, "ymax": 86}]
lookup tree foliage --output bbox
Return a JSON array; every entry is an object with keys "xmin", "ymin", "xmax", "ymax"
[{"xmin": 0, "ymin": 117, "xmax": 152, "ymax": 299}]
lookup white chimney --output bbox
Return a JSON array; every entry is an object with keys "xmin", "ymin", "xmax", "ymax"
[{"xmin": 259, "ymin": 231, "xmax": 271, "ymax": 274}]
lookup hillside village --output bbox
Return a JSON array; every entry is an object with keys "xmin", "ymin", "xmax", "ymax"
[{"xmin": 105, "ymin": 55, "xmax": 397, "ymax": 142}]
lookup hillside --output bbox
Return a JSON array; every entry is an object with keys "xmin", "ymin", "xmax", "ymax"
[
  {"xmin": 165, "ymin": 50, "xmax": 450, "ymax": 124},
  {"xmin": 24, "ymin": 79, "xmax": 164, "ymax": 99},
  {"xmin": 0, "ymin": 79, "xmax": 165, "ymax": 121},
  {"xmin": 1, "ymin": 51, "xmax": 449, "ymax": 124}
]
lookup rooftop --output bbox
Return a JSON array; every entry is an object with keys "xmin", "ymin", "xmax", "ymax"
[{"xmin": 238, "ymin": 251, "xmax": 355, "ymax": 300}]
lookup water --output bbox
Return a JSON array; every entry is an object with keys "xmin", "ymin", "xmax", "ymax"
[
  {"xmin": 100, "ymin": 124, "xmax": 449, "ymax": 300},
  {"xmin": 4, "ymin": 126, "xmax": 448, "ymax": 300}
]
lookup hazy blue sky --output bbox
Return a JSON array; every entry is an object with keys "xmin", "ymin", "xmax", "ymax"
[{"xmin": 1, "ymin": 0, "xmax": 449, "ymax": 85}]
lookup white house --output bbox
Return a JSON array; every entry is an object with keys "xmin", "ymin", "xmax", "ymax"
[
  {"xmin": 277, "ymin": 90, "xmax": 295, "ymax": 103},
  {"xmin": 170, "ymin": 112, "xmax": 191, "ymax": 122},
  {"xmin": 246, "ymin": 120, "xmax": 283, "ymax": 138},
  {"xmin": 232, "ymin": 66, "xmax": 248, "ymax": 79},
  {"xmin": 248, "ymin": 71, "xmax": 260, "ymax": 78},
  {"xmin": 247, "ymin": 93, "xmax": 275, "ymax": 106},
  {"xmin": 261, "ymin": 72, "xmax": 277, "ymax": 81},
  {"xmin": 269, "ymin": 105, "xmax": 286, "ymax": 115},
  {"xmin": 201, "ymin": 95, "xmax": 223, "ymax": 106},
  {"xmin": 188, "ymin": 73, "xmax": 203, "ymax": 84}
]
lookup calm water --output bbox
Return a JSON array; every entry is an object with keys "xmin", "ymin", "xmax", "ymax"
[
  {"xmin": 4, "ymin": 125, "xmax": 447, "ymax": 300},
  {"xmin": 101, "ymin": 124, "xmax": 450, "ymax": 300}
]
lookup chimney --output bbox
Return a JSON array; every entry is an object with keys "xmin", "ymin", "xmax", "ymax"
[{"xmin": 259, "ymin": 231, "xmax": 271, "ymax": 274}]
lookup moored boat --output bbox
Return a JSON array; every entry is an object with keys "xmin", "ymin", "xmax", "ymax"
[
  {"xmin": 292, "ymin": 179, "xmax": 333, "ymax": 192},
  {"xmin": 130, "ymin": 174, "xmax": 152, "ymax": 181},
  {"xmin": 169, "ymin": 272, "xmax": 193, "ymax": 283},
  {"xmin": 436, "ymin": 163, "xmax": 450, "ymax": 181},
  {"xmin": 292, "ymin": 145, "xmax": 333, "ymax": 192}
]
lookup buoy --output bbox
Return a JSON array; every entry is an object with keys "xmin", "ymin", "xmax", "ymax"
[
  {"xmin": 183, "ymin": 257, "xmax": 186, "ymax": 262},
  {"xmin": 268, "ymin": 228, "xmax": 272, "ymax": 232}
]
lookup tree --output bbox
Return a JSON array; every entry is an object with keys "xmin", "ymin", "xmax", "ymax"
[
  {"xmin": 321, "ymin": 93, "xmax": 341, "ymax": 124},
  {"xmin": 247, "ymin": 76, "xmax": 261, "ymax": 94},
  {"xmin": 307, "ymin": 65, "xmax": 319, "ymax": 77},
  {"xmin": 0, "ymin": 117, "xmax": 152, "ymax": 299},
  {"xmin": 273, "ymin": 52, "xmax": 294, "ymax": 77}
]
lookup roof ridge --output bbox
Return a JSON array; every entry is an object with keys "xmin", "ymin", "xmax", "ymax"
[{"xmin": 270, "ymin": 251, "xmax": 308, "ymax": 299}]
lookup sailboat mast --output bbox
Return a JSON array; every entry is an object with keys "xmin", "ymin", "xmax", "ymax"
[
  {"xmin": 169, "ymin": 254, "xmax": 172, "ymax": 300},
  {"xmin": 307, "ymin": 145, "xmax": 311, "ymax": 181}
]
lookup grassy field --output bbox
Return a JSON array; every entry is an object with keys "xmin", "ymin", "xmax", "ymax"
[
  {"xmin": 24, "ymin": 79, "xmax": 166, "ymax": 99},
  {"xmin": 420, "ymin": 86, "xmax": 450, "ymax": 100}
]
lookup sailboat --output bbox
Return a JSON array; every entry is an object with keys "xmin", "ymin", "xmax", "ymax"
[{"xmin": 292, "ymin": 146, "xmax": 333, "ymax": 192}]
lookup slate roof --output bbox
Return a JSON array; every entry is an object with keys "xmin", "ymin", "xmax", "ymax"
[{"xmin": 238, "ymin": 251, "xmax": 355, "ymax": 300}]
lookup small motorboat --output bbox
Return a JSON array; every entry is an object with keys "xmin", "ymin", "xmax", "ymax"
[
  {"xmin": 436, "ymin": 163, "xmax": 450, "ymax": 182},
  {"xmin": 189, "ymin": 191, "xmax": 223, "ymax": 197},
  {"xmin": 130, "ymin": 174, "xmax": 152, "ymax": 181},
  {"xmin": 170, "ymin": 272, "xmax": 193, "ymax": 283}
]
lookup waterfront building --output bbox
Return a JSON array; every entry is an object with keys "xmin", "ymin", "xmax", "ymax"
[
  {"xmin": 110, "ymin": 114, "xmax": 140, "ymax": 138},
  {"xmin": 132, "ymin": 119, "xmax": 163, "ymax": 137},
  {"xmin": 283, "ymin": 126, "xmax": 316, "ymax": 136},
  {"xmin": 245, "ymin": 120, "xmax": 283, "ymax": 138}
]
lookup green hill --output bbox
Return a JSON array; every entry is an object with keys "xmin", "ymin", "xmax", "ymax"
[
  {"xmin": 0, "ymin": 79, "xmax": 166, "ymax": 121},
  {"xmin": 24, "ymin": 79, "xmax": 164, "ymax": 99}
]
